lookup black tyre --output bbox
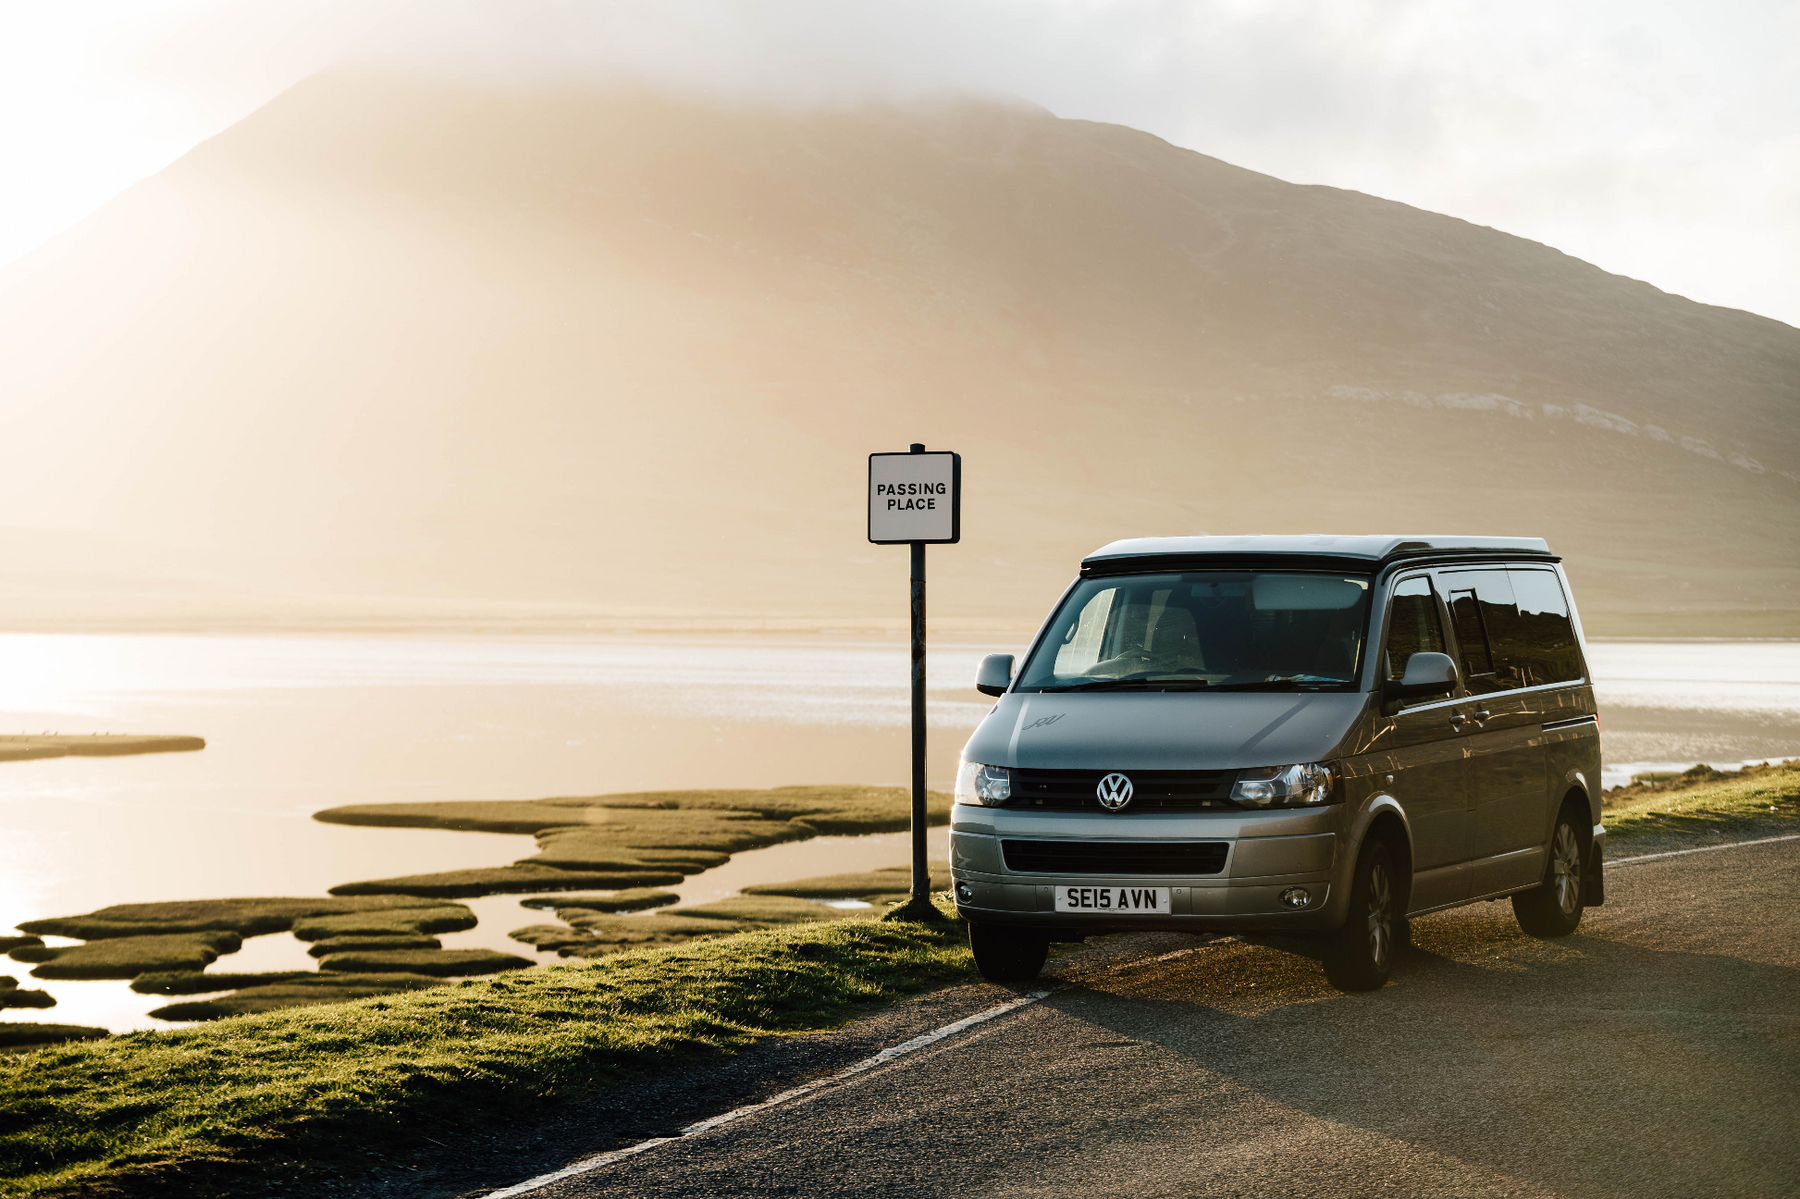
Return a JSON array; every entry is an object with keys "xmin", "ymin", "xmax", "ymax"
[
  {"xmin": 968, "ymin": 923, "xmax": 1050, "ymax": 982},
  {"xmin": 1324, "ymin": 840, "xmax": 1399, "ymax": 992},
  {"xmin": 1513, "ymin": 808, "xmax": 1586, "ymax": 937}
]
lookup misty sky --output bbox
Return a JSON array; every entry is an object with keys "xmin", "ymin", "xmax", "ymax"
[{"xmin": 2, "ymin": 0, "xmax": 1795, "ymax": 327}]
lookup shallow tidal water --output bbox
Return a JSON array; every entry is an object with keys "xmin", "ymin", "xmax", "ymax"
[{"xmin": 1, "ymin": 632, "xmax": 1795, "ymax": 1031}]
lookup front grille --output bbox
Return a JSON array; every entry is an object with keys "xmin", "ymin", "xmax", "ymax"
[
  {"xmin": 1007, "ymin": 768, "xmax": 1237, "ymax": 812},
  {"xmin": 1001, "ymin": 839, "xmax": 1230, "ymax": 876}
]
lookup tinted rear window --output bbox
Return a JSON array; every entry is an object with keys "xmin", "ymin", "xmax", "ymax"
[
  {"xmin": 1443, "ymin": 567, "xmax": 1583, "ymax": 690},
  {"xmin": 1503, "ymin": 569, "xmax": 1584, "ymax": 685}
]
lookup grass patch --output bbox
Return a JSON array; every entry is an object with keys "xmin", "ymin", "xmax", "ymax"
[
  {"xmin": 327, "ymin": 865, "xmax": 683, "ymax": 899},
  {"xmin": 304, "ymin": 936, "xmax": 440, "ymax": 958},
  {"xmin": 0, "ymin": 1025, "xmax": 106, "ymax": 1051},
  {"xmin": 314, "ymin": 784, "xmax": 953, "ymax": 837},
  {"xmin": 148, "ymin": 975, "xmax": 447, "ymax": 1021},
  {"xmin": 508, "ymin": 916, "xmax": 736, "ymax": 955},
  {"xmin": 508, "ymin": 896, "xmax": 886, "ymax": 959},
  {"xmin": 316, "ymin": 949, "xmax": 532, "ymax": 977},
  {"xmin": 22, "ymin": 933, "xmax": 244, "ymax": 981},
  {"xmin": 1603, "ymin": 759, "xmax": 1800, "ymax": 841},
  {"xmin": 0, "ymin": 910, "xmax": 971, "ymax": 1195},
  {"xmin": 315, "ymin": 786, "xmax": 953, "ymax": 896},
  {"xmin": 18, "ymin": 896, "xmax": 453, "ymax": 941},
  {"xmin": 520, "ymin": 809, "xmax": 819, "ymax": 872},
  {"xmin": 131, "ymin": 972, "xmax": 322, "ymax": 996},
  {"xmin": 744, "ymin": 863, "xmax": 949, "ymax": 899},
  {"xmin": 669, "ymin": 896, "xmax": 863, "ymax": 924},
  {"xmin": 290, "ymin": 905, "xmax": 474, "ymax": 942},
  {"xmin": 519, "ymin": 888, "xmax": 678, "ymax": 913},
  {"xmin": 1, "ymin": 989, "xmax": 56, "ymax": 1010},
  {"xmin": 0, "ymin": 938, "xmax": 42, "ymax": 954}
]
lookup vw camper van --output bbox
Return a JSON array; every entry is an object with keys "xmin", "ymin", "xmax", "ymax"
[{"xmin": 952, "ymin": 535, "xmax": 1604, "ymax": 991}]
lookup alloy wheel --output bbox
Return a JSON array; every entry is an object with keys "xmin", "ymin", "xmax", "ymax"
[
  {"xmin": 1551, "ymin": 823, "xmax": 1582, "ymax": 916},
  {"xmin": 1366, "ymin": 860, "xmax": 1393, "ymax": 969}
]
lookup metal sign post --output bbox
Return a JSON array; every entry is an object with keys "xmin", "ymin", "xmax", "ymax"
[{"xmin": 868, "ymin": 443, "xmax": 960, "ymax": 912}]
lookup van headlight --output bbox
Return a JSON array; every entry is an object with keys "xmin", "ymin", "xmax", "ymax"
[
  {"xmin": 955, "ymin": 761, "xmax": 1012, "ymax": 807},
  {"xmin": 1231, "ymin": 763, "xmax": 1336, "ymax": 807}
]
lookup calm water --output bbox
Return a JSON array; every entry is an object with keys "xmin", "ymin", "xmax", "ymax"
[{"xmin": 2, "ymin": 632, "xmax": 1796, "ymax": 1031}]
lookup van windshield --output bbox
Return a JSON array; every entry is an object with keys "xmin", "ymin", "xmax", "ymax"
[{"xmin": 1016, "ymin": 572, "xmax": 1371, "ymax": 692}]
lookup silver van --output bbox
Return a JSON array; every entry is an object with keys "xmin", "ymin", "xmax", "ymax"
[{"xmin": 952, "ymin": 535, "xmax": 1604, "ymax": 991}]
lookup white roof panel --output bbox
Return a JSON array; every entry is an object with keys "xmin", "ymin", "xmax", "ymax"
[{"xmin": 1082, "ymin": 534, "xmax": 1552, "ymax": 565}]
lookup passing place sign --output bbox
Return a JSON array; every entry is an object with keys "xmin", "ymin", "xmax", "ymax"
[{"xmin": 868, "ymin": 451, "xmax": 961, "ymax": 544}]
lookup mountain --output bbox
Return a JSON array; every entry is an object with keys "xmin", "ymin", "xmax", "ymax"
[{"xmin": 1, "ymin": 70, "xmax": 1795, "ymax": 635}]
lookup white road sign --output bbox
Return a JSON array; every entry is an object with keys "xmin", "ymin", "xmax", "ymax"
[{"xmin": 868, "ymin": 450, "xmax": 961, "ymax": 544}]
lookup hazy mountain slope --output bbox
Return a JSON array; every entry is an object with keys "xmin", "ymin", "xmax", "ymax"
[{"xmin": 0, "ymin": 71, "xmax": 1794, "ymax": 634}]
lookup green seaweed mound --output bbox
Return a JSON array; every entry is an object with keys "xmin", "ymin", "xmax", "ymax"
[
  {"xmin": 316, "ymin": 786, "xmax": 952, "ymax": 898},
  {"xmin": 304, "ymin": 935, "xmax": 441, "ymax": 958},
  {"xmin": 510, "ymin": 893, "xmax": 871, "ymax": 958},
  {"xmin": 518, "ymin": 888, "xmax": 679, "ymax": 913},
  {"xmin": 0, "ymin": 976, "xmax": 55, "ymax": 1008},
  {"xmin": 148, "ymin": 973, "xmax": 447, "ymax": 1021},
  {"xmin": 317, "ymin": 949, "xmax": 532, "ymax": 977},
  {"xmin": 291, "ymin": 905, "xmax": 474, "ymax": 941},
  {"xmin": 0, "ymin": 1022, "xmax": 107, "ymax": 1048},
  {"xmin": 26, "ymin": 932, "xmax": 245, "ymax": 980},
  {"xmin": 668, "ymin": 896, "xmax": 855, "ymax": 924},
  {"xmin": 743, "ymin": 862, "xmax": 949, "ymax": 899},
  {"xmin": 328, "ymin": 865, "xmax": 682, "ymax": 899},
  {"xmin": 131, "ymin": 971, "xmax": 321, "ymax": 996},
  {"xmin": 18, "ymin": 895, "xmax": 456, "ymax": 941},
  {"xmin": 508, "ymin": 917, "xmax": 736, "ymax": 955}
]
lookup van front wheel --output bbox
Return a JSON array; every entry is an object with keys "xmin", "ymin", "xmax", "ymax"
[
  {"xmin": 1324, "ymin": 840, "xmax": 1398, "ymax": 992},
  {"xmin": 968, "ymin": 923, "xmax": 1049, "ymax": 982}
]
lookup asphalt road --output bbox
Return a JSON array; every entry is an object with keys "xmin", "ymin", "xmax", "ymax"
[{"xmin": 497, "ymin": 838, "xmax": 1800, "ymax": 1199}]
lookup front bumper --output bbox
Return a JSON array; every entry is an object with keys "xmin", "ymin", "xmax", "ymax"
[{"xmin": 949, "ymin": 805, "xmax": 1351, "ymax": 933}]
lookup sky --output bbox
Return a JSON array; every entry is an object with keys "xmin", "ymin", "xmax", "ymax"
[{"xmin": 2, "ymin": 0, "xmax": 1795, "ymax": 327}]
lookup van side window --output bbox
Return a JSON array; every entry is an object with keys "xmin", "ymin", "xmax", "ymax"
[
  {"xmin": 1444, "ymin": 570, "xmax": 1522, "ymax": 694},
  {"xmin": 1383, "ymin": 577, "xmax": 1445, "ymax": 685},
  {"xmin": 1504, "ymin": 569, "xmax": 1584, "ymax": 685}
]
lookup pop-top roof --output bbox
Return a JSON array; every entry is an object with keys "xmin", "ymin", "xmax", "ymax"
[{"xmin": 1081, "ymin": 534, "xmax": 1554, "ymax": 575}]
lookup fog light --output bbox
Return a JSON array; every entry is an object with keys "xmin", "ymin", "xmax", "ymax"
[
  {"xmin": 956, "ymin": 882, "xmax": 976, "ymax": 903},
  {"xmin": 1279, "ymin": 887, "xmax": 1310, "ymax": 909}
]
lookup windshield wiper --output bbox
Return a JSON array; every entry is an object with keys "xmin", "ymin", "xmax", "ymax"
[
  {"xmin": 1208, "ymin": 677, "xmax": 1346, "ymax": 692},
  {"xmin": 1038, "ymin": 677, "xmax": 1210, "ymax": 693}
]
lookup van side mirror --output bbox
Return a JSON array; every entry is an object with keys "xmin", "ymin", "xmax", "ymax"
[
  {"xmin": 1388, "ymin": 651, "xmax": 1458, "ymax": 702},
  {"xmin": 975, "ymin": 653, "xmax": 1015, "ymax": 697}
]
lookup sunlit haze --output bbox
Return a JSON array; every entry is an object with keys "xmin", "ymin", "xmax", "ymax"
[{"xmin": 2, "ymin": 0, "xmax": 1795, "ymax": 326}]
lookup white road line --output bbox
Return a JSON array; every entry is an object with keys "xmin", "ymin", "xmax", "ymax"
[
  {"xmin": 482, "ymin": 989, "xmax": 1052, "ymax": 1198},
  {"xmin": 1610, "ymin": 833, "xmax": 1800, "ymax": 868}
]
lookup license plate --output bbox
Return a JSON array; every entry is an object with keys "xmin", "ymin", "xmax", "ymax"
[{"xmin": 1055, "ymin": 886, "xmax": 1171, "ymax": 914}]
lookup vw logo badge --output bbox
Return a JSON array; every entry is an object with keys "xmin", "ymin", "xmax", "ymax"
[{"xmin": 1096, "ymin": 772, "xmax": 1134, "ymax": 811}]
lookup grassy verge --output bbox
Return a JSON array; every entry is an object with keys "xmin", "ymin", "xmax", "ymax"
[
  {"xmin": 1603, "ymin": 759, "xmax": 1800, "ymax": 841},
  {"xmin": 0, "ymin": 907, "xmax": 971, "ymax": 1197}
]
